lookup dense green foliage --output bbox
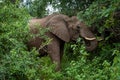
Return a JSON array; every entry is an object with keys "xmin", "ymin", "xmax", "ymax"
[
  {"xmin": 26, "ymin": 0, "xmax": 95, "ymax": 17},
  {"xmin": 0, "ymin": 0, "xmax": 120, "ymax": 80},
  {"xmin": 51, "ymin": 0, "xmax": 95, "ymax": 16},
  {"xmin": 26, "ymin": 0, "xmax": 49, "ymax": 18}
]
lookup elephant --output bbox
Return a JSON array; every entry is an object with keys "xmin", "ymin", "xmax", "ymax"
[{"xmin": 27, "ymin": 14, "xmax": 98, "ymax": 71}]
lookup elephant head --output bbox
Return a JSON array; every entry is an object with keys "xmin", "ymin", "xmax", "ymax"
[
  {"xmin": 68, "ymin": 16, "xmax": 98, "ymax": 51},
  {"xmin": 46, "ymin": 15, "xmax": 98, "ymax": 51}
]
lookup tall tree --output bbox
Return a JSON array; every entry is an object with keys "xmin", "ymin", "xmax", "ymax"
[
  {"xmin": 25, "ymin": 0, "xmax": 49, "ymax": 18},
  {"xmin": 52, "ymin": 0, "xmax": 95, "ymax": 16},
  {"xmin": 25, "ymin": 0, "xmax": 94, "ymax": 17}
]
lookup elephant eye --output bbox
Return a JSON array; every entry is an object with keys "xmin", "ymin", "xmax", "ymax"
[{"xmin": 77, "ymin": 25, "xmax": 80, "ymax": 29}]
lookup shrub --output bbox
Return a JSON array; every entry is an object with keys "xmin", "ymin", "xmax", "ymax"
[
  {"xmin": 0, "ymin": 1, "xmax": 63, "ymax": 79},
  {"xmin": 0, "ymin": 0, "xmax": 120, "ymax": 80}
]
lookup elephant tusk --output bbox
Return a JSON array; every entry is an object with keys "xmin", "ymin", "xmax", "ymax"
[{"xmin": 84, "ymin": 37, "xmax": 96, "ymax": 40}]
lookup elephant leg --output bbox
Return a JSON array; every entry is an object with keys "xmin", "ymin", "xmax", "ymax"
[
  {"xmin": 47, "ymin": 37, "xmax": 61, "ymax": 71},
  {"xmin": 60, "ymin": 44, "xmax": 64, "ymax": 61}
]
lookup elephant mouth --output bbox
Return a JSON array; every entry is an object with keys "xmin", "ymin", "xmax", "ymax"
[
  {"xmin": 84, "ymin": 39, "xmax": 91, "ymax": 46},
  {"xmin": 83, "ymin": 37, "xmax": 98, "ymax": 51}
]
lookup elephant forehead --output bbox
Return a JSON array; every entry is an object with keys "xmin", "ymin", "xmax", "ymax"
[
  {"xmin": 81, "ymin": 28, "xmax": 95, "ymax": 38},
  {"xmin": 72, "ymin": 20, "xmax": 80, "ymax": 25}
]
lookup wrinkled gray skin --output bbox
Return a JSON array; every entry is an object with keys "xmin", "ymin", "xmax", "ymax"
[{"xmin": 27, "ymin": 14, "xmax": 98, "ymax": 71}]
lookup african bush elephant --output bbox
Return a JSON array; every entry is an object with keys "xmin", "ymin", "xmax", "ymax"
[{"xmin": 27, "ymin": 14, "xmax": 98, "ymax": 71}]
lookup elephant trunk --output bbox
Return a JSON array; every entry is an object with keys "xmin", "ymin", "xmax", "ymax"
[{"xmin": 80, "ymin": 28, "xmax": 98, "ymax": 51}]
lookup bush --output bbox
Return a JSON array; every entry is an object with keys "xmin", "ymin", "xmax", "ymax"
[
  {"xmin": 0, "ymin": 0, "xmax": 120, "ymax": 80},
  {"xmin": 61, "ymin": 42, "xmax": 120, "ymax": 80},
  {"xmin": 0, "ymin": 1, "xmax": 63, "ymax": 80},
  {"xmin": 60, "ymin": 0, "xmax": 120, "ymax": 79}
]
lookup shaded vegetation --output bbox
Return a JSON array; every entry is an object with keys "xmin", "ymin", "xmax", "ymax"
[{"xmin": 0, "ymin": 0, "xmax": 120, "ymax": 80}]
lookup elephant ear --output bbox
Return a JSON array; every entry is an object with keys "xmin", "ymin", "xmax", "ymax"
[{"xmin": 46, "ymin": 20, "xmax": 70, "ymax": 42}]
